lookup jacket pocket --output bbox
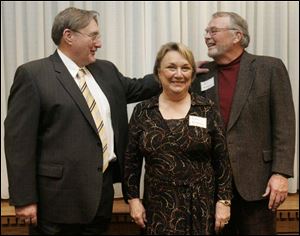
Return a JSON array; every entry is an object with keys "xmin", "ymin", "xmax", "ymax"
[
  {"xmin": 38, "ymin": 164, "xmax": 63, "ymax": 178},
  {"xmin": 262, "ymin": 150, "xmax": 272, "ymax": 162}
]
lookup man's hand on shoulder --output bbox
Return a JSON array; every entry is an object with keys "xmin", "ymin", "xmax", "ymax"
[{"xmin": 196, "ymin": 61, "xmax": 210, "ymax": 74}]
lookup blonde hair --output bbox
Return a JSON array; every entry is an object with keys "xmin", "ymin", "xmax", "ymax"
[{"xmin": 153, "ymin": 42, "xmax": 196, "ymax": 81}]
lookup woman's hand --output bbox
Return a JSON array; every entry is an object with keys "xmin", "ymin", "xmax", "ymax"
[
  {"xmin": 128, "ymin": 198, "xmax": 147, "ymax": 228},
  {"xmin": 215, "ymin": 201, "xmax": 230, "ymax": 234}
]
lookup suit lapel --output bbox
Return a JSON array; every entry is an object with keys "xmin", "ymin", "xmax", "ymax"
[
  {"xmin": 50, "ymin": 52, "xmax": 98, "ymax": 135},
  {"xmin": 227, "ymin": 52, "xmax": 256, "ymax": 132}
]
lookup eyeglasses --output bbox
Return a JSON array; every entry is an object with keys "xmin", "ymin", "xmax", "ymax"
[
  {"xmin": 73, "ymin": 30, "xmax": 101, "ymax": 42},
  {"xmin": 204, "ymin": 27, "xmax": 238, "ymax": 37}
]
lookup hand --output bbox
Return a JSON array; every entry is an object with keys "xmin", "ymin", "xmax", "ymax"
[
  {"xmin": 215, "ymin": 201, "xmax": 230, "ymax": 234},
  {"xmin": 15, "ymin": 203, "xmax": 38, "ymax": 225},
  {"xmin": 128, "ymin": 198, "xmax": 147, "ymax": 228},
  {"xmin": 196, "ymin": 61, "xmax": 210, "ymax": 74},
  {"xmin": 262, "ymin": 174, "xmax": 288, "ymax": 211}
]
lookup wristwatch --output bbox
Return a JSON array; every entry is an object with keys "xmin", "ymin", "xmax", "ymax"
[{"xmin": 218, "ymin": 200, "xmax": 231, "ymax": 206}]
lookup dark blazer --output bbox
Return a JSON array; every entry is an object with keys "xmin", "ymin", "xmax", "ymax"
[
  {"xmin": 191, "ymin": 51, "xmax": 295, "ymax": 201},
  {"xmin": 4, "ymin": 51, "xmax": 160, "ymax": 223}
]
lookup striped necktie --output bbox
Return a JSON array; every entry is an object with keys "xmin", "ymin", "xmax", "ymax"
[{"xmin": 77, "ymin": 68, "xmax": 110, "ymax": 172}]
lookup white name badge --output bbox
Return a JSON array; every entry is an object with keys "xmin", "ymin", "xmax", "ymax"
[
  {"xmin": 201, "ymin": 77, "xmax": 214, "ymax": 91},
  {"xmin": 189, "ymin": 115, "xmax": 207, "ymax": 128}
]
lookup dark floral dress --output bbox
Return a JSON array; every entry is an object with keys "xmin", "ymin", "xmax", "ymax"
[{"xmin": 124, "ymin": 93, "xmax": 232, "ymax": 235}]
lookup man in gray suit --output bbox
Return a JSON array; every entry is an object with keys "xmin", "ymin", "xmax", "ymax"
[
  {"xmin": 192, "ymin": 12, "xmax": 295, "ymax": 235},
  {"xmin": 4, "ymin": 7, "xmax": 159, "ymax": 235}
]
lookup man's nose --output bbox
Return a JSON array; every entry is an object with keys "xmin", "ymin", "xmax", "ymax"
[
  {"xmin": 93, "ymin": 36, "xmax": 102, "ymax": 47},
  {"xmin": 204, "ymin": 31, "xmax": 212, "ymax": 39},
  {"xmin": 95, "ymin": 40, "xmax": 102, "ymax": 48}
]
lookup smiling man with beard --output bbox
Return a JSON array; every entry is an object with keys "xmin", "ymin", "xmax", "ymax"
[{"xmin": 192, "ymin": 12, "xmax": 295, "ymax": 235}]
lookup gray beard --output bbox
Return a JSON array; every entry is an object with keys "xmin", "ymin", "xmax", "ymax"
[{"xmin": 207, "ymin": 46, "xmax": 227, "ymax": 59}]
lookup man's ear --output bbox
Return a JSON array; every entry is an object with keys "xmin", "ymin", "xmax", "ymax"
[
  {"xmin": 62, "ymin": 29, "xmax": 73, "ymax": 45},
  {"xmin": 233, "ymin": 31, "xmax": 243, "ymax": 44}
]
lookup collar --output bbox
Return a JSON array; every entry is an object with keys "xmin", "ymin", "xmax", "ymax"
[
  {"xmin": 145, "ymin": 92, "xmax": 212, "ymax": 109},
  {"xmin": 57, "ymin": 49, "xmax": 83, "ymax": 78},
  {"xmin": 218, "ymin": 50, "xmax": 244, "ymax": 69}
]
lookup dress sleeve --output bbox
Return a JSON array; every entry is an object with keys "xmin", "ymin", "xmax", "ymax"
[
  {"xmin": 209, "ymin": 105, "xmax": 233, "ymax": 200},
  {"xmin": 123, "ymin": 103, "xmax": 145, "ymax": 201}
]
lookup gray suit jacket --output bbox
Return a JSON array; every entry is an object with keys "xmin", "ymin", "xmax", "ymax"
[
  {"xmin": 192, "ymin": 51, "xmax": 295, "ymax": 201},
  {"xmin": 4, "ymin": 51, "xmax": 160, "ymax": 223}
]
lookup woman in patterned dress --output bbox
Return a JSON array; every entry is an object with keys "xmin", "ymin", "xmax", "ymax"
[{"xmin": 124, "ymin": 42, "xmax": 232, "ymax": 235}]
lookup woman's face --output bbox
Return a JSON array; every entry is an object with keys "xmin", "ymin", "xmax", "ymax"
[{"xmin": 158, "ymin": 50, "xmax": 193, "ymax": 97}]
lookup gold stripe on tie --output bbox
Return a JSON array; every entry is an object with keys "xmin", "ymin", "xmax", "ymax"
[{"xmin": 77, "ymin": 68, "xmax": 110, "ymax": 172}]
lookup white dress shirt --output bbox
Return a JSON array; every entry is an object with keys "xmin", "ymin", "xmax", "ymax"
[{"xmin": 57, "ymin": 49, "xmax": 116, "ymax": 162}]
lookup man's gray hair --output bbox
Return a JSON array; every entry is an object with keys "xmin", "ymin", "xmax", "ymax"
[{"xmin": 212, "ymin": 12, "xmax": 250, "ymax": 48}]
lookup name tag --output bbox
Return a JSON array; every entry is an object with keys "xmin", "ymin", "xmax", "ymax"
[
  {"xmin": 201, "ymin": 77, "xmax": 214, "ymax": 91},
  {"xmin": 189, "ymin": 115, "xmax": 207, "ymax": 128}
]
